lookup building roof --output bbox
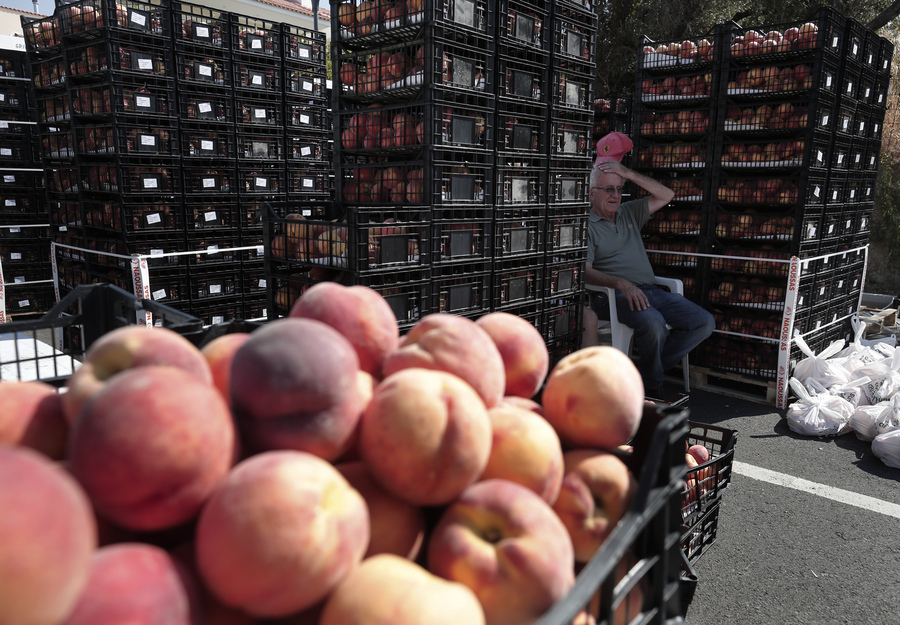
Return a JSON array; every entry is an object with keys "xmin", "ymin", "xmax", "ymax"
[
  {"xmin": 253, "ymin": 0, "xmax": 331, "ymax": 20},
  {"xmin": 0, "ymin": 5, "xmax": 46, "ymax": 17}
]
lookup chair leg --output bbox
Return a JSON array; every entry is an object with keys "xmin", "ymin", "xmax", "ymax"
[{"xmin": 681, "ymin": 355, "xmax": 690, "ymax": 392}]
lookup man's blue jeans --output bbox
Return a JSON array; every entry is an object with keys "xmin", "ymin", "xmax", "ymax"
[{"xmin": 613, "ymin": 285, "xmax": 715, "ymax": 390}]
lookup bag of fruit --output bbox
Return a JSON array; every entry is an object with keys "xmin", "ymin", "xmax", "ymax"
[
  {"xmin": 792, "ymin": 334, "xmax": 850, "ymax": 389},
  {"xmin": 847, "ymin": 348, "xmax": 900, "ymax": 405},
  {"xmin": 786, "ymin": 377, "xmax": 854, "ymax": 437},
  {"xmin": 830, "ymin": 315, "xmax": 882, "ymax": 370},
  {"xmin": 849, "ymin": 402, "xmax": 888, "ymax": 441},
  {"xmin": 824, "ymin": 375, "xmax": 870, "ymax": 409}
]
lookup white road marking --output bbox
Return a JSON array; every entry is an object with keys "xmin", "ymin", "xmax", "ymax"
[{"xmin": 733, "ymin": 461, "xmax": 900, "ymax": 520}]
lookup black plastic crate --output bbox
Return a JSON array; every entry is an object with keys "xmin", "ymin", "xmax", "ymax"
[
  {"xmin": 697, "ymin": 333, "xmax": 779, "ymax": 380},
  {"xmin": 541, "ymin": 292, "xmax": 581, "ymax": 347},
  {"xmin": 545, "ymin": 257, "xmax": 583, "ymax": 299},
  {"xmin": 863, "ymin": 140, "xmax": 882, "ymax": 172},
  {"xmin": 172, "ymin": 1, "xmax": 229, "ymax": 50},
  {"xmin": 1, "ymin": 261, "xmax": 52, "ymax": 285},
  {"xmin": 183, "ymin": 235, "xmax": 244, "ymax": 268},
  {"xmin": 645, "ymin": 205, "xmax": 704, "ymax": 239},
  {"xmin": 719, "ymin": 131, "xmax": 829, "ymax": 171},
  {"xmin": 722, "ymin": 54, "xmax": 840, "ymax": 101},
  {"xmin": 181, "ymin": 129, "xmax": 235, "ymax": 159},
  {"xmin": 64, "ymin": 40, "xmax": 171, "ymax": 83},
  {"xmin": 29, "ymin": 55, "xmax": 67, "ymax": 90},
  {"xmin": 549, "ymin": 118, "xmax": 592, "ymax": 161},
  {"xmin": 856, "ymin": 69, "xmax": 877, "ymax": 106},
  {"xmin": 709, "ymin": 239, "xmax": 796, "ymax": 278},
  {"xmin": 58, "ymin": 0, "xmax": 169, "ymax": 43},
  {"xmin": 430, "ymin": 261, "xmax": 491, "ymax": 317},
  {"xmin": 283, "ymin": 23, "xmax": 327, "ymax": 65},
  {"xmin": 711, "ymin": 306, "xmax": 782, "ymax": 340},
  {"xmin": 724, "ymin": 8, "xmax": 844, "ymax": 63},
  {"xmin": 839, "ymin": 60, "xmax": 861, "ymax": 102},
  {"xmin": 0, "ymin": 81, "xmax": 27, "ymax": 113},
  {"xmin": 496, "ymin": 101, "xmax": 547, "ymax": 156},
  {"xmin": 498, "ymin": 0, "xmax": 549, "ymax": 54},
  {"xmin": 69, "ymin": 82, "xmax": 176, "ymax": 118},
  {"xmin": 546, "ymin": 211, "xmax": 588, "ymax": 255},
  {"xmin": 175, "ymin": 51, "xmax": 230, "ymax": 87},
  {"xmin": 0, "ymin": 133, "xmax": 36, "ymax": 164},
  {"xmin": 142, "ymin": 265, "xmax": 191, "ymax": 309},
  {"xmin": 182, "ymin": 166, "xmax": 236, "ymax": 194},
  {"xmin": 183, "ymin": 198, "xmax": 241, "ymax": 233},
  {"xmin": 844, "ymin": 17, "xmax": 867, "ymax": 65},
  {"xmin": 492, "ymin": 210, "xmax": 546, "ymax": 258},
  {"xmin": 713, "ymin": 170, "xmax": 826, "ymax": 208},
  {"xmin": 0, "ymin": 193, "xmax": 42, "ymax": 218},
  {"xmin": 635, "ymin": 137, "xmax": 710, "ymax": 171},
  {"xmin": 872, "ymin": 74, "xmax": 889, "ymax": 108},
  {"xmin": 284, "ymin": 65, "xmax": 327, "ymax": 100},
  {"xmin": 187, "ymin": 267, "xmax": 240, "ymax": 302},
  {"xmin": 74, "ymin": 119, "xmax": 178, "ymax": 158},
  {"xmin": 495, "ymin": 163, "xmax": 547, "ymax": 207},
  {"xmin": 233, "ymin": 59, "xmax": 282, "ymax": 93},
  {"xmin": 178, "ymin": 91, "xmax": 233, "ymax": 125},
  {"xmin": 286, "ymin": 165, "xmax": 330, "ymax": 197},
  {"xmin": 81, "ymin": 198, "xmax": 182, "ymax": 235},
  {"xmin": 187, "ymin": 295, "xmax": 244, "ymax": 326},
  {"xmin": 285, "ymin": 99, "xmax": 328, "ymax": 131},
  {"xmin": 231, "ymin": 14, "xmax": 280, "ymax": 58},
  {"xmin": 878, "ymin": 36, "xmax": 894, "ymax": 75},
  {"xmin": 238, "ymin": 165, "xmax": 284, "ymax": 195},
  {"xmin": 490, "ymin": 254, "xmax": 543, "ymax": 309},
  {"xmin": 496, "ymin": 52, "xmax": 547, "ymax": 103},
  {"xmin": 236, "ymin": 97, "xmax": 283, "ymax": 127},
  {"xmin": 681, "ymin": 422, "xmax": 737, "ymax": 533},
  {"xmin": 35, "ymin": 92, "xmax": 71, "ymax": 123},
  {"xmin": 79, "ymin": 161, "xmax": 180, "ymax": 196},
  {"xmin": 638, "ymin": 33, "xmax": 717, "ymax": 74},
  {"xmin": 236, "ymin": 128, "xmax": 284, "ymax": 161},
  {"xmin": 552, "ymin": 9, "xmax": 597, "ymax": 66},
  {"xmin": 711, "ymin": 204, "xmax": 820, "ymax": 256},
  {"xmin": 22, "ymin": 15, "xmax": 62, "ymax": 55},
  {"xmin": 719, "ymin": 93, "xmax": 834, "ymax": 136},
  {"xmin": 286, "ymin": 132, "xmax": 330, "ymax": 164},
  {"xmin": 1, "ymin": 282, "xmax": 57, "ymax": 320},
  {"xmin": 645, "ymin": 242, "xmax": 702, "ymax": 275},
  {"xmin": 432, "ymin": 216, "xmax": 491, "ymax": 264},
  {"xmin": 1, "ymin": 171, "xmax": 43, "ymax": 194}
]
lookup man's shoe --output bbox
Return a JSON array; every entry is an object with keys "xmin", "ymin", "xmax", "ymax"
[{"xmin": 645, "ymin": 387, "xmax": 664, "ymax": 400}]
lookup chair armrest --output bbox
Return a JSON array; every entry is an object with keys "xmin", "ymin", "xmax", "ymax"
[{"xmin": 653, "ymin": 276, "xmax": 684, "ymax": 296}]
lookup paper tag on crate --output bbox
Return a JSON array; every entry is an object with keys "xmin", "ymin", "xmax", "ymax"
[
  {"xmin": 258, "ymin": 278, "xmax": 266, "ymax": 288},
  {"xmin": 202, "ymin": 177, "xmax": 216, "ymax": 188},
  {"xmin": 299, "ymin": 114, "xmax": 310, "ymax": 125},
  {"xmin": 14, "ymin": 276, "xmax": 25, "ymax": 283},
  {"xmin": 194, "ymin": 24, "xmax": 210, "ymax": 39},
  {"xmin": 152, "ymin": 288, "xmax": 166, "ymax": 300},
  {"xmin": 150, "ymin": 248, "xmax": 164, "ymax": 257},
  {"xmin": 5, "ymin": 199, "xmax": 14, "ymax": 206},
  {"xmin": 254, "ymin": 108, "xmax": 267, "ymax": 119},
  {"xmin": 11, "ymin": 252, "xmax": 21, "ymax": 260},
  {"xmin": 205, "ymin": 211, "xmax": 217, "ymax": 222},
  {"xmin": 302, "ymin": 80, "xmax": 313, "ymax": 92},
  {"xmin": 210, "ymin": 284, "xmax": 222, "ymax": 294},
  {"xmin": 256, "ymin": 245, "xmax": 264, "ymax": 256},
  {"xmin": 18, "ymin": 299, "xmax": 30, "ymax": 307},
  {"xmin": 0, "ymin": 148, "xmax": 11, "ymax": 157},
  {"xmin": 10, "ymin": 227, "xmax": 19, "ymax": 233},
  {"xmin": 213, "ymin": 315, "xmax": 224, "ymax": 324}
]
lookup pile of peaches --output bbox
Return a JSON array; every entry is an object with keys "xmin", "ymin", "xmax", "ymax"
[{"xmin": 1, "ymin": 283, "xmax": 663, "ymax": 625}]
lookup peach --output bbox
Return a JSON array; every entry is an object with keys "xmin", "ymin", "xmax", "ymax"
[
  {"xmin": 230, "ymin": 318, "xmax": 365, "ymax": 460},
  {"xmin": 0, "ymin": 446, "xmax": 96, "ymax": 625},
  {"xmin": 320, "ymin": 554, "xmax": 485, "ymax": 625},
  {"xmin": 476, "ymin": 311, "xmax": 549, "ymax": 399},
  {"xmin": 201, "ymin": 332, "xmax": 251, "ymax": 410},
  {"xmin": 0, "ymin": 380, "xmax": 68, "ymax": 459},
  {"xmin": 552, "ymin": 449, "xmax": 636, "ymax": 562},
  {"xmin": 383, "ymin": 313, "xmax": 506, "ymax": 408},
  {"xmin": 289, "ymin": 282, "xmax": 400, "ymax": 378},
  {"xmin": 68, "ymin": 366, "xmax": 236, "ymax": 531},
  {"xmin": 359, "ymin": 368, "xmax": 492, "ymax": 506},
  {"xmin": 195, "ymin": 450, "xmax": 369, "ymax": 618},
  {"xmin": 480, "ymin": 401, "xmax": 564, "ymax": 505},
  {"xmin": 62, "ymin": 325, "xmax": 213, "ymax": 425},
  {"xmin": 62, "ymin": 543, "xmax": 201, "ymax": 625},
  {"xmin": 336, "ymin": 460, "xmax": 426, "ymax": 560},
  {"xmin": 427, "ymin": 479, "xmax": 575, "ymax": 625},
  {"xmin": 170, "ymin": 542, "xmax": 259, "ymax": 625},
  {"xmin": 542, "ymin": 346, "xmax": 644, "ymax": 449}
]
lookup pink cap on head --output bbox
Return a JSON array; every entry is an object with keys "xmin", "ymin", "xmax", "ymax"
[{"xmin": 594, "ymin": 132, "xmax": 633, "ymax": 165}]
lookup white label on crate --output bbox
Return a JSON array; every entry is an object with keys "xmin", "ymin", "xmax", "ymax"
[
  {"xmin": 5, "ymin": 199, "xmax": 14, "ymax": 206},
  {"xmin": 0, "ymin": 122, "xmax": 7, "ymax": 129},
  {"xmin": 208, "ymin": 244, "xmax": 219, "ymax": 252},
  {"xmin": 852, "ymin": 43, "xmax": 859, "ymax": 55},
  {"xmin": 199, "ymin": 64, "xmax": 213, "ymax": 77},
  {"xmin": 200, "ymin": 139, "xmax": 214, "ymax": 151},
  {"xmin": 251, "ymin": 37, "xmax": 263, "ymax": 49},
  {"xmin": 151, "ymin": 248, "xmax": 164, "ymax": 257},
  {"xmin": 14, "ymin": 276, "xmax": 24, "ymax": 283},
  {"xmin": 11, "ymin": 252, "xmax": 21, "ymax": 260},
  {"xmin": 141, "ymin": 135, "xmax": 156, "ymax": 146},
  {"xmin": 143, "ymin": 177, "xmax": 158, "ymax": 189},
  {"xmin": 828, "ymin": 223, "xmax": 835, "ymax": 234},
  {"xmin": 196, "ymin": 25, "xmax": 209, "ymax": 38},
  {"xmin": 198, "ymin": 102, "xmax": 212, "ymax": 113},
  {"xmin": 0, "ymin": 94, "xmax": 5, "ymax": 102},
  {"xmin": 847, "ymin": 81, "xmax": 854, "ymax": 93},
  {"xmin": 204, "ymin": 211, "xmax": 217, "ymax": 221},
  {"xmin": 3, "ymin": 175, "xmax": 14, "ymax": 183},
  {"xmin": 146, "ymin": 212, "xmax": 161, "ymax": 224},
  {"xmin": 302, "ymin": 209, "xmax": 311, "ymax": 216},
  {"xmin": 832, "ymin": 36, "xmax": 839, "ymax": 47},
  {"xmin": 850, "ymin": 189, "xmax": 856, "ymax": 199},
  {"xmin": 837, "ymin": 279, "xmax": 844, "ymax": 289},
  {"xmin": 302, "ymin": 177, "xmax": 314, "ymax": 188},
  {"xmin": 213, "ymin": 315, "xmax": 224, "ymax": 324},
  {"xmin": 251, "ymin": 74, "xmax": 263, "ymax": 85},
  {"xmin": 18, "ymin": 299, "xmax": 29, "ymax": 307},
  {"xmin": 855, "ymin": 154, "xmax": 861, "ymax": 164},
  {"xmin": 255, "ymin": 177, "xmax": 267, "ymax": 188},
  {"xmin": 837, "ymin": 153, "xmax": 844, "ymax": 164},
  {"xmin": 842, "ymin": 117, "xmax": 850, "ymax": 130},
  {"xmin": 10, "ymin": 227, "xmax": 19, "ymax": 233},
  {"xmin": 302, "ymin": 80, "xmax": 313, "ymax": 92},
  {"xmin": 153, "ymin": 288, "xmax": 166, "ymax": 300},
  {"xmin": 58, "ymin": 226, "xmax": 67, "ymax": 232},
  {"xmin": 258, "ymin": 278, "xmax": 266, "ymax": 288},
  {"xmin": 132, "ymin": 11, "xmax": 146, "ymax": 26},
  {"xmin": 300, "ymin": 146, "xmax": 311, "ymax": 156},
  {"xmin": 826, "ymin": 76, "xmax": 833, "ymax": 87},
  {"xmin": 154, "ymin": 319, "xmax": 163, "ymax": 327},
  {"xmin": 0, "ymin": 148, "xmax": 11, "ymax": 156},
  {"xmin": 299, "ymin": 114, "xmax": 310, "ymax": 125},
  {"xmin": 299, "ymin": 47, "xmax": 310, "ymax": 58},
  {"xmin": 865, "ymin": 87, "xmax": 871, "ymax": 98},
  {"xmin": 202, "ymin": 177, "xmax": 216, "ymax": 188},
  {"xmin": 210, "ymin": 284, "xmax": 222, "ymax": 294},
  {"xmin": 823, "ymin": 256, "xmax": 830, "ymax": 267},
  {"xmin": 846, "ymin": 218, "xmax": 852, "ymax": 229},
  {"xmin": 822, "ymin": 114, "xmax": 829, "ymax": 125},
  {"xmin": 254, "ymin": 108, "xmax": 266, "ymax": 119},
  {"xmin": 138, "ymin": 58, "xmax": 153, "ymax": 71},
  {"xmin": 818, "ymin": 150, "xmax": 825, "ymax": 162},
  {"xmin": 262, "ymin": 308, "xmax": 267, "ymax": 317},
  {"xmin": 136, "ymin": 95, "xmax": 151, "ymax": 108},
  {"xmin": 256, "ymin": 245, "xmax": 264, "ymax": 255}
]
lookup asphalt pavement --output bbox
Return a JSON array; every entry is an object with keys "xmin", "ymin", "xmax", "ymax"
[{"xmin": 679, "ymin": 388, "xmax": 900, "ymax": 625}]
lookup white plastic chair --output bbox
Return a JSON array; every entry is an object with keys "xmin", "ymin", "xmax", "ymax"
[{"xmin": 586, "ymin": 276, "xmax": 690, "ymax": 392}]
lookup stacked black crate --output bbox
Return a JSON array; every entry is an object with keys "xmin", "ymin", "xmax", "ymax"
[
  {"xmin": 631, "ymin": 31, "xmax": 718, "ymax": 311},
  {"xmin": 288, "ymin": 0, "xmax": 497, "ymax": 330},
  {"xmin": 0, "ymin": 46, "xmax": 52, "ymax": 320},
  {"xmin": 542, "ymin": 0, "xmax": 596, "ymax": 365},
  {"xmin": 699, "ymin": 9, "xmax": 848, "ymax": 381},
  {"xmin": 490, "ymin": 0, "xmax": 549, "ymax": 337},
  {"xmin": 591, "ymin": 92, "xmax": 630, "ymax": 161},
  {"xmin": 173, "ymin": 1, "xmax": 237, "ymax": 323}
]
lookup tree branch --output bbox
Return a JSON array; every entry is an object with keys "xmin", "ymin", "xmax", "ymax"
[{"xmin": 868, "ymin": 0, "xmax": 900, "ymax": 31}]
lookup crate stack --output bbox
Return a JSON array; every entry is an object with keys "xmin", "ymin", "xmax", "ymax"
[
  {"xmin": 0, "ymin": 46, "xmax": 52, "ymax": 320},
  {"xmin": 541, "ymin": 0, "xmax": 597, "ymax": 364},
  {"xmin": 591, "ymin": 92, "xmax": 630, "ymax": 161},
  {"xmin": 630, "ymin": 7, "xmax": 892, "ymax": 403}
]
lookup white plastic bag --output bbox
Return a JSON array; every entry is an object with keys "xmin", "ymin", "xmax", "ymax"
[
  {"xmin": 825, "ymin": 375, "xmax": 870, "ymax": 409},
  {"xmin": 849, "ymin": 403, "xmax": 888, "ymax": 442},
  {"xmin": 831, "ymin": 315, "xmax": 883, "ymax": 370},
  {"xmin": 847, "ymin": 349, "xmax": 900, "ymax": 405},
  {"xmin": 786, "ymin": 377, "xmax": 854, "ymax": 437},
  {"xmin": 791, "ymin": 334, "xmax": 850, "ymax": 388},
  {"xmin": 875, "ymin": 395, "xmax": 900, "ymax": 436},
  {"xmin": 872, "ymin": 429, "xmax": 900, "ymax": 468}
]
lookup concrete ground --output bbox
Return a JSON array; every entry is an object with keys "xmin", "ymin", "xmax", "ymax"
[{"xmin": 679, "ymin": 388, "xmax": 900, "ymax": 625}]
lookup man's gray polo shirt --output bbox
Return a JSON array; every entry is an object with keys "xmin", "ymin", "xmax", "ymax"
[{"xmin": 587, "ymin": 197, "xmax": 656, "ymax": 287}]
